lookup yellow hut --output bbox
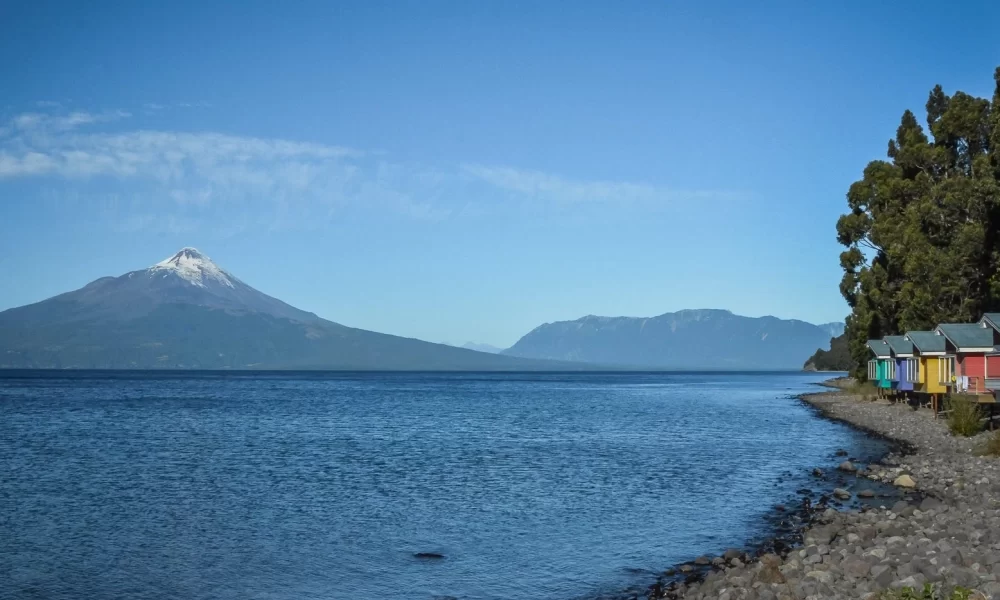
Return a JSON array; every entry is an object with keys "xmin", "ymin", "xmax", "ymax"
[{"xmin": 905, "ymin": 330, "xmax": 953, "ymax": 414}]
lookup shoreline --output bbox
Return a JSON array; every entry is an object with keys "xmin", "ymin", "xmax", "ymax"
[
  {"xmin": 632, "ymin": 379, "xmax": 905, "ymax": 598},
  {"xmin": 648, "ymin": 380, "xmax": 1000, "ymax": 599}
]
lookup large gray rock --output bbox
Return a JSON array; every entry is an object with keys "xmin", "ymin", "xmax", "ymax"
[
  {"xmin": 806, "ymin": 570, "xmax": 833, "ymax": 585},
  {"xmin": 843, "ymin": 557, "xmax": 871, "ymax": 578},
  {"xmin": 723, "ymin": 548, "xmax": 742, "ymax": 561},
  {"xmin": 891, "ymin": 574, "xmax": 926, "ymax": 589},
  {"xmin": 805, "ymin": 526, "xmax": 837, "ymax": 545},
  {"xmin": 919, "ymin": 496, "xmax": 943, "ymax": 512},
  {"xmin": 871, "ymin": 564, "xmax": 894, "ymax": 587}
]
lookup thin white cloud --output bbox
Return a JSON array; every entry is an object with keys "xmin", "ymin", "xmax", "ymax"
[
  {"xmin": 4, "ymin": 110, "xmax": 131, "ymax": 135},
  {"xmin": 0, "ymin": 126, "xmax": 359, "ymax": 181},
  {"xmin": 463, "ymin": 164, "xmax": 744, "ymax": 206},
  {"xmin": 12, "ymin": 113, "xmax": 45, "ymax": 129},
  {"xmin": 0, "ymin": 151, "xmax": 56, "ymax": 177},
  {"xmin": 142, "ymin": 102, "xmax": 209, "ymax": 112},
  {"xmin": 0, "ymin": 106, "xmax": 744, "ymax": 230}
]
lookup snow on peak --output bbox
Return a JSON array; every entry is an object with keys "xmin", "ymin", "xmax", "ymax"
[{"xmin": 150, "ymin": 247, "xmax": 236, "ymax": 288}]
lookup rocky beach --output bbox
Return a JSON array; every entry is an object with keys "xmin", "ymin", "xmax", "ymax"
[{"xmin": 654, "ymin": 383, "xmax": 1000, "ymax": 600}]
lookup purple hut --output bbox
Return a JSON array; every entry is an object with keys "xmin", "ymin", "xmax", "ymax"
[{"xmin": 884, "ymin": 335, "xmax": 916, "ymax": 392}]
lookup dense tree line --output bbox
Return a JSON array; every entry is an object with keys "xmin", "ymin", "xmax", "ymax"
[
  {"xmin": 838, "ymin": 66, "xmax": 1000, "ymax": 379},
  {"xmin": 803, "ymin": 333, "xmax": 852, "ymax": 371}
]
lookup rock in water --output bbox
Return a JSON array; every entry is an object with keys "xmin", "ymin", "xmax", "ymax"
[
  {"xmin": 414, "ymin": 552, "xmax": 445, "ymax": 559},
  {"xmin": 694, "ymin": 556, "xmax": 711, "ymax": 565},
  {"xmin": 857, "ymin": 489, "xmax": 875, "ymax": 498},
  {"xmin": 833, "ymin": 488, "xmax": 852, "ymax": 500},
  {"xmin": 894, "ymin": 474, "xmax": 917, "ymax": 488},
  {"xmin": 838, "ymin": 460, "xmax": 856, "ymax": 472}
]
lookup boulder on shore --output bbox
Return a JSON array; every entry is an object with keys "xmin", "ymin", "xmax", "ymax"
[
  {"xmin": 722, "ymin": 548, "xmax": 742, "ymax": 561},
  {"xmin": 894, "ymin": 474, "xmax": 917, "ymax": 488}
]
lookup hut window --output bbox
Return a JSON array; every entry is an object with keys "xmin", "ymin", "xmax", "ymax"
[{"xmin": 939, "ymin": 357, "xmax": 956, "ymax": 383}]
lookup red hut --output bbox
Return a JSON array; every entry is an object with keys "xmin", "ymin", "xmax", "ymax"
[{"xmin": 935, "ymin": 323, "xmax": 996, "ymax": 395}]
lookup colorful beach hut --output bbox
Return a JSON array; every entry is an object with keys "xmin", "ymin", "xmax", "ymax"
[
  {"xmin": 936, "ymin": 322, "xmax": 996, "ymax": 396},
  {"xmin": 904, "ymin": 331, "xmax": 951, "ymax": 396},
  {"xmin": 978, "ymin": 313, "xmax": 1000, "ymax": 391},
  {"xmin": 884, "ymin": 335, "xmax": 917, "ymax": 393},
  {"xmin": 866, "ymin": 339, "xmax": 893, "ymax": 391}
]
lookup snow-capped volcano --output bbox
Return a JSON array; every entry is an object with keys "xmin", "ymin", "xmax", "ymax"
[
  {"xmin": 114, "ymin": 246, "xmax": 319, "ymax": 323},
  {"xmin": 150, "ymin": 247, "xmax": 236, "ymax": 289},
  {"xmin": 17, "ymin": 246, "xmax": 321, "ymax": 325},
  {"xmin": 0, "ymin": 247, "xmax": 566, "ymax": 370}
]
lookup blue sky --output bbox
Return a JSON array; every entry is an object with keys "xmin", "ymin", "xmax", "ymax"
[{"xmin": 1, "ymin": 1, "xmax": 999, "ymax": 347}]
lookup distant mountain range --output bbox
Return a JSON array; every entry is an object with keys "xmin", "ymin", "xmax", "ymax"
[
  {"xmin": 458, "ymin": 342, "xmax": 503, "ymax": 354},
  {"xmin": 0, "ymin": 248, "xmax": 573, "ymax": 370},
  {"xmin": 502, "ymin": 310, "xmax": 841, "ymax": 370},
  {"xmin": 0, "ymin": 248, "xmax": 842, "ymax": 371}
]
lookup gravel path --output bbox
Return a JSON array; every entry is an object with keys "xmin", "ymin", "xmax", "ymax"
[{"xmin": 656, "ymin": 388, "xmax": 1000, "ymax": 600}]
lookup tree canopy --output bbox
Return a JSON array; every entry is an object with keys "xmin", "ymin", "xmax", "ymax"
[{"xmin": 838, "ymin": 66, "xmax": 1000, "ymax": 379}]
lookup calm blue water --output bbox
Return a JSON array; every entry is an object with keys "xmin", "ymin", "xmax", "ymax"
[{"xmin": 0, "ymin": 371, "xmax": 883, "ymax": 600}]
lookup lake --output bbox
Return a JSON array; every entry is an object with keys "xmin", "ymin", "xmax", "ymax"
[{"xmin": 0, "ymin": 371, "xmax": 885, "ymax": 600}]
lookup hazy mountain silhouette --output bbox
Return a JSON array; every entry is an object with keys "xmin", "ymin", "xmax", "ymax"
[{"xmin": 503, "ymin": 309, "xmax": 834, "ymax": 370}]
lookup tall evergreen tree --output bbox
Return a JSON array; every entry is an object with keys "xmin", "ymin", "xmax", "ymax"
[{"xmin": 837, "ymin": 66, "xmax": 1000, "ymax": 379}]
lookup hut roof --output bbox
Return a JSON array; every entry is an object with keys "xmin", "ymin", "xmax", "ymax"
[{"xmin": 935, "ymin": 323, "xmax": 995, "ymax": 352}]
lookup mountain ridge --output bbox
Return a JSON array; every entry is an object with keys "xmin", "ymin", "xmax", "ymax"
[{"xmin": 503, "ymin": 309, "xmax": 838, "ymax": 370}]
